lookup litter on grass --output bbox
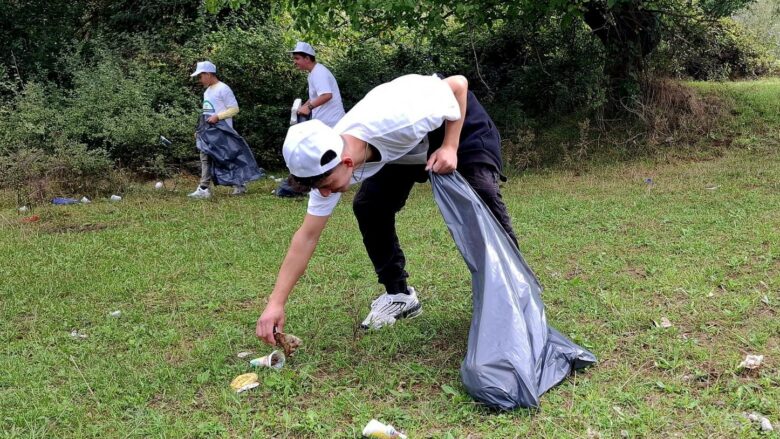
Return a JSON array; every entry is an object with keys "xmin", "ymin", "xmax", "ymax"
[
  {"xmin": 236, "ymin": 351, "xmax": 252, "ymax": 359},
  {"xmin": 80, "ymin": 197, "xmax": 91, "ymax": 204},
  {"xmin": 250, "ymin": 351, "xmax": 285, "ymax": 369},
  {"xmin": 69, "ymin": 330, "xmax": 88, "ymax": 339},
  {"xmin": 110, "ymin": 195, "xmax": 122, "ymax": 201},
  {"xmin": 655, "ymin": 317, "xmax": 673, "ymax": 328},
  {"xmin": 109, "ymin": 310, "xmax": 121, "ymax": 318},
  {"xmin": 18, "ymin": 206, "xmax": 28, "ymax": 212},
  {"xmin": 362, "ymin": 419, "xmax": 407, "ymax": 439},
  {"xmin": 746, "ymin": 413, "xmax": 774, "ymax": 432},
  {"xmin": 52, "ymin": 197, "xmax": 80, "ymax": 205},
  {"xmin": 274, "ymin": 332, "xmax": 302, "ymax": 357},
  {"xmin": 230, "ymin": 373, "xmax": 259, "ymax": 393},
  {"xmin": 739, "ymin": 354, "xmax": 764, "ymax": 370},
  {"xmin": 21, "ymin": 215, "xmax": 40, "ymax": 223},
  {"xmin": 155, "ymin": 182, "xmax": 164, "ymax": 189}
]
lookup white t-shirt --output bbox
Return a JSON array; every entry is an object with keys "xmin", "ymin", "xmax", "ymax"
[
  {"xmin": 308, "ymin": 64, "xmax": 345, "ymax": 128},
  {"xmin": 306, "ymin": 74, "xmax": 461, "ymax": 217},
  {"xmin": 203, "ymin": 81, "xmax": 238, "ymax": 128}
]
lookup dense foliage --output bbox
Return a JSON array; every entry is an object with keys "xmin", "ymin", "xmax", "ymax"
[{"xmin": 0, "ymin": 0, "xmax": 776, "ymax": 194}]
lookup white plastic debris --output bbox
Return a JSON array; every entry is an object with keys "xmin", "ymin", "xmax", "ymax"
[
  {"xmin": 69, "ymin": 330, "xmax": 88, "ymax": 339},
  {"xmin": 362, "ymin": 419, "xmax": 407, "ymax": 439},
  {"xmin": 761, "ymin": 295, "xmax": 770, "ymax": 305},
  {"xmin": 705, "ymin": 185, "xmax": 720, "ymax": 190},
  {"xmin": 109, "ymin": 310, "xmax": 121, "ymax": 318},
  {"xmin": 80, "ymin": 197, "xmax": 91, "ymax": 204},
  {"xmin": 274, "ymin": 178, "xmax": 283, "ymax": 183},
  {"xmin": 659, "ymin": 317, "xmax": 673, "ymax": 328},
  {"xmin": 739, "ymin": 354, "xmax": 764, "ymax": 370},
  {"xmin": 110, "ymin": 195, "xmax": 122, "ymax": 201},
  {"xmin": 236, "ymin": 351, "xmax": 252, "ymax": 359},
  {"xmin": 154, "ymin": 181, "xmax": 164, "ymax": 189},
  {"xmin": 250, "ymin": 350, "xmax": 285, "ymax": 369},
  {"xmin": 18, "ymin": 206, "xmax": 29, "ymax": 213},
  {"xmin": 747, "ymin": 413, "xmax": 774, "ymax": 432}
]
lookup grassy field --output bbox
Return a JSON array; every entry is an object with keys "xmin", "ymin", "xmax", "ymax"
[{"xmin": 1, "ymin": 80, "xmax": 778, "ymax": 438}]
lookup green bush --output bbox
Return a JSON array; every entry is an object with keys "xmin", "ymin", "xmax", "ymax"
[{"xmin": 653, "ymin": 18, "xmax": 775, "ymax": 80}]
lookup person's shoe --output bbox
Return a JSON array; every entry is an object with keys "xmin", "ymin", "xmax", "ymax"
[
  {"xmin": 188, "ymin": 186, "xmax": 211, "ymax": 199},
  {"xmin": 360, "ymin": 287, "xmax": 422, "ymax": 330},
  {"xmin": 231, "ymin": 185, "xmax": 247, "ymax": 196}
]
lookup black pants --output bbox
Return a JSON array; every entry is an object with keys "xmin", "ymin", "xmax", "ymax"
[{"xmin": 353, "ymin": 163, "xmax": 519, "ymax": 294}]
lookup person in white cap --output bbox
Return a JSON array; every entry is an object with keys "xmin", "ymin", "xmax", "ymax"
[
  {"xmin": 255, "ymin": 73, "xmax": 519, "ymax": 345},
  {"xmin": 188, "ymin": 60, "xmax": 247, "ymax": 198},
  {"xmin": 289, "ymin": 42, "xmax": 345, "ymax": 128}
]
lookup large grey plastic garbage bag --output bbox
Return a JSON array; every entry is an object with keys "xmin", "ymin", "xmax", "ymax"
[
  {"xmin": 430, "ymin": 171, "xmax": 596, "ymax": 410},
  {"xmin": 196, "ymin": 117, "xmax": 265, "ymax": 186}
]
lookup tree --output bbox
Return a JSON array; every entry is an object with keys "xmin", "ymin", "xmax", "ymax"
[{"xmin": 205, "ymin": 0, "xmax": 757, "ymax": 104}]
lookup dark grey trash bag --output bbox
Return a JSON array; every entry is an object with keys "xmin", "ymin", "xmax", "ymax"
[
  {"xmin": 430, "ymin": 171, "xmax": 596, "ymax": 410},
  {"xmin": 196, "ymin": 117, "xmax": 265, "ymax": 186}
]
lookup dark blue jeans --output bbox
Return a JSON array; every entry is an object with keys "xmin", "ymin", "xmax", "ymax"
[{"xmin": 353, "ymin": 163, "xmax": 519, "ymax": 294}]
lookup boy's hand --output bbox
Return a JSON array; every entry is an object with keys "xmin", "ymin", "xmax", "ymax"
[
  {"xmin": 256, "ymin": 303, "xmax": 286, "ymax": 345},
  {"xmin": 426, "ymin": 146, "xmax": 458, "ymax": 174}
]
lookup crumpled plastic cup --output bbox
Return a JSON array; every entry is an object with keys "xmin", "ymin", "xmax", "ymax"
[{"xmin": 250, "ymin": 350, "xmax": 285, "ymax": 369}]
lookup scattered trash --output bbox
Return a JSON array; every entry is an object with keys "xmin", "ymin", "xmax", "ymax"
[
  {"xmin": 236, "ymin": 351, "xmax": 252, "ymax": 359},
  {"xmin": 21, "ymin": 215, "xmax": 40, "ymax": 223},
  {"xmin": 362, "ymin": 419, "xmax": 407, "ymax": 439},
  {"xmin": 268, "ymin": 175, "xmax": 276, "ymax": 180},
  {"xmin": 69, "ymin": 330, "xmax": 88, "ymax": 339},
  {"xmin": 705, "ymin": 185, "xmax": 720, "ymax": 190},
  {"xmin": 154, "ymin": 182, "xmax": 164, "ymax": 190},
  {"xmin": 655, "ymin": 317, "xmax": 673, "ymax": 328},
  {"xmin": 230, "ymin": 373, "xmax": 259, "ymax": 393},
  {"xmin": 80, "ymin": 197, "xmax": 91, "ymax": 204},
  {"xmin": 644, "ymin": 178, "xmax": 653, "ymax": 185},
  {"xmin": 250, "ymin": 350, "xmax": 285, "ymax": 369},
  {"xmin": 746, "ymin": 413, "xmax": 774, "ymax": 432},
  {"xmin": 18, "ymin": 206, "xmax": 28, "ymax": 213},
  {"xmin": 109, "ymin": 310, "xmax": 121, "ymax": 318},
  {"xmin": 274, "ymin": 332, "xmax": 302, "ymax": 357},
  {"xmin": 739, "ymin": 354, "xmax": 764, "ymax": 370},
  {"xmin": 707, "ymin": 292, "xmax": 715, "ymax": 298},
  {"xmin": 761, "ymin": 295, "xmax": 770, "ymax": 305},
  {"xmin": 52, "ymin": 197, "xmax": 80, "ymax": 205},
  {"xmin": 110, "ymin": 195, "xmax": 122, "ymax": 202},
  {"xmin": 274, "ymin": 178, "xmax": 283, "ymax": 183},
  {"xmin": 159, "ymin": 135, "xmax": 172, "ymax": 147}
]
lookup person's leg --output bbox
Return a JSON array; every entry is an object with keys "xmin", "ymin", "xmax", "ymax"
[
  {"xmin": 199, "ymin": 152, "xmax": 212, "ymax": 189},
  {"xmin": 354, "ymin": 164, "xmax": 427, "ymax": 329},
  {"xmin": 189, "ymin": 152, "xmax": 213, "ymax": 198},
  {"xmin": 459, "ymin": 165, "xmax": 519, "ymax": 248},
  {"xmin": 353, "ymin": 164, "xmax": 427, "ymax": 294}
]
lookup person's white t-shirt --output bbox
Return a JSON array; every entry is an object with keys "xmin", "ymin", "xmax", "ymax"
[
  {"xmin": 203, "ymin": 81, "xmax": 238, "ymax": 128},
  {"xmin": 306, "ymin": 74, "xmax": 460, "ymax": 217},
  {"xmin": 308, "ymin": 64, "xmax": 345, "ymax": 128}
]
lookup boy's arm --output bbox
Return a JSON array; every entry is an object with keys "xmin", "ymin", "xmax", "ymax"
[
  {"xmin": 426, "ymin": 75, "xmax": 468, "ymax": 174},
  {"xmin": 256, "ymin": 213, "xmax": 330, "ymax": 345}
]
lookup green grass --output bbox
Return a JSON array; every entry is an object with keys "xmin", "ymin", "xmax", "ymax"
[{"xmin": 1, "ymin": 80, "xmax": 779, "ymax": 438}]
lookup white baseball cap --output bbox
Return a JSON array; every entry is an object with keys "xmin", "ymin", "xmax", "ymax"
[
  {"xmin": 190, "ymin": 61, "xmax": 217, "ymax": 77},
  {"xmin": 283, "ymin": 120, "xmax": 343, "ymax": 178},
  {"xmin": 289, "ymin": 41, "xmax": 316, "ymax": 57}
]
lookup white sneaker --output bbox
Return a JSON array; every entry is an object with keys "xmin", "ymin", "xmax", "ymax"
[
  {"xmin": 231, "ymin": 185, "xmax": 247, "ymax": 196},
  {"xmin": 188, "ymin": 186, "xmax": 211, "ymax": 199},
  {"xmin": 360, "ymin": 287, "xmax": 422, "ymax": 330}
]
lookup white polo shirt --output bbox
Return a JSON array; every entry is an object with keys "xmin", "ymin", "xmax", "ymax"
[{"xmin": 306, "ymin": 74, "xmax": 461, "ymax": 216}]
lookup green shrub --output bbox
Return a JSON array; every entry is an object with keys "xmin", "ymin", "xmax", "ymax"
[{"xmin": 653, "ymin": 18, "xmax": 775, "ymax": 80}]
